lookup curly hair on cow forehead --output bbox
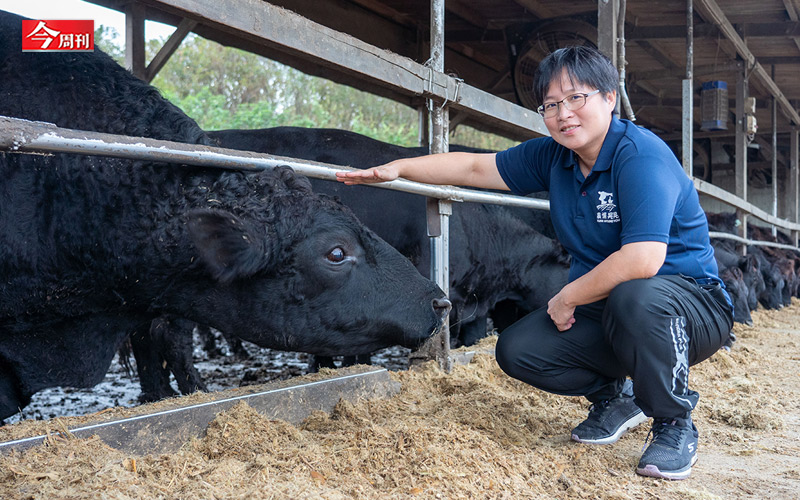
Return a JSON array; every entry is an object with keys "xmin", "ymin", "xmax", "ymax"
[{"xmin": 532, "ymin": 46, "xmax": 619, "ymax": 105}]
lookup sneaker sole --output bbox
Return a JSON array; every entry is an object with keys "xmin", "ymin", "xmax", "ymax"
[
  {"xmin": 571, "ymin": 411, "xmax": 648, "ymax": 445},
  {"xmin": 636, "ymin": 453, "xmax": 698, "ymax": 480}
]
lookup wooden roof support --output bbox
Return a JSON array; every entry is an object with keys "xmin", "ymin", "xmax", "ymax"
[
  {"xmin": 781, "ymin": 0, "xmax": 800, "ymax": 54},
  {"xmin": 124, "ymin": 2, "xmax": 146, "ymax": 79},
  {"xmin": 695, "ymin": 0, "xmax": 800, "ymax": 126},
  {"xmin": 128, "ymin": 0, "xmax": 548, "ymax": 140},
  {"xmin": 144, "ymin": 18, "xmax": 197, "ymax": 83}
]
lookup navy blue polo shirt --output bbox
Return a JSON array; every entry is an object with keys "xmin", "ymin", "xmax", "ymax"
[{"xmin": 496, "ymin": 117, "xmax": 728, "ymax": 303}]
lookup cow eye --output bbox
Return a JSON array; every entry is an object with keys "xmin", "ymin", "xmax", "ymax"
[{"xmin": 326, "ymin": 247, "xmax": 346, "ymax": 263}]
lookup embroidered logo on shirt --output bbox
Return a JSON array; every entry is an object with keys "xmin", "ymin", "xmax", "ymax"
[{"xmin": 596, "ymin": 191, "xmax": 620, "ymax": 224}]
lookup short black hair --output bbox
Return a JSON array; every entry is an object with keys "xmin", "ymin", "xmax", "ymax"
[{"xmin": 533, "ymin": 46, "xmax": 619, "ymax": 105}]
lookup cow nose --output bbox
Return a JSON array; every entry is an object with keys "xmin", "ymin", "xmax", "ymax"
[{"xmin": 432, "ymin": 297, "xmax": 452, "ymax": 319}]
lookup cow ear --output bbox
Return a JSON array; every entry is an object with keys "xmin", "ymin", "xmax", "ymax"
[
  {"xmin": 187, "ymin": 209, "xmax": 269, "ymax": 283},
  {"xmin": 740, "ymin": 254, "xmax": 759, "ymax": 272}
]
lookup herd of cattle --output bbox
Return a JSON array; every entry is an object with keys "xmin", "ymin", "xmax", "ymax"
[{"xmin": 0, "ymin": 9, "xmax": 797, "ymax": 422}]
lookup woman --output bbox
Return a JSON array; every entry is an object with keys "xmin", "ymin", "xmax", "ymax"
[{"xmin": 336, "ymin": 46, "xmax": 733, "ymax": 480}]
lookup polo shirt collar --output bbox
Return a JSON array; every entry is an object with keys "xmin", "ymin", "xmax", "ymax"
[{"xmin": 563, "ymin": 115, "xmax": 626, "ymax": 173}]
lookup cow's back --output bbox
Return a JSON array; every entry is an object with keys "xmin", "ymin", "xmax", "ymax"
[{"xmin": 0, "ymin": 10, "xmax": 206, "ymax": 144}]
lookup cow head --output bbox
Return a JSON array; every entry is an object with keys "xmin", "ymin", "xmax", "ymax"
[
  {"xmin": 719, "ymin": 266, "xmax": 753, "ymax": 326},
  {"xmin": 738, "ymin": 254, "xmax": 764, "ymax": 311},
  {"xmin": 181, "ymin": 168, "xmax": 451, "ymax": 356}
]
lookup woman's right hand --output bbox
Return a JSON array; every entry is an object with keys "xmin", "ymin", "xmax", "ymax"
[{"xmin": 335, "ymin": 162, "xmax": 400, "ymax": 185}]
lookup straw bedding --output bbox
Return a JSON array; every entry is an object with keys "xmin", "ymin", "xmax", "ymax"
[{"xmin": 1, "ymin": 301, "xmax": 799, "ymax": 499}]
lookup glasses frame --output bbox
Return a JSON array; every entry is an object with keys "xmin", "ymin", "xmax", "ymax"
[{"xmin": 537, "ymin": 89, "xmax": 601, "ymax": 118}]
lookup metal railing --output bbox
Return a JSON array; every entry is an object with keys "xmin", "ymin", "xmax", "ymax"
[
  {"xmin": 0, "ymin": 116, "xmax": 549, "ymax": 211},
  {"xmin": 4, "ymin": 115, "xmax": 799, "ymax": 255},
  {"xmin": 708, "ymin": 231, "xmax": 800, "ymax": 251}
]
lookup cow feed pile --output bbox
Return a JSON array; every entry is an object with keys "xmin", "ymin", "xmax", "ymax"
[{"xmin": 1, "ymin": 301, "xmax": 799, "ymax": 499}]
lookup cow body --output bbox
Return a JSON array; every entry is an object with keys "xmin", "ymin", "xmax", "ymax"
[{"xmin": 0, "ymin": 11, "xmax": 448, "ymax": 420}]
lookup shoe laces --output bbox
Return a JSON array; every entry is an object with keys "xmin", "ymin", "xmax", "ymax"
[
  {"xmin": 642, "ymin": 418, "xmax": 684, "ymax": 452},
  {"xmin": 586, "ymin": 398, "xmax": 612, "ymax": 416}
]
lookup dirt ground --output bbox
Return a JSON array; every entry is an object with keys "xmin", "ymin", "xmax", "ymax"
[{"xmin": 1, "ymin": 301, "xmax": 799, "ymax": 499}]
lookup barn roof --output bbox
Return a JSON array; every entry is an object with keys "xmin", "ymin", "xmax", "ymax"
[{"xmin": 87, "ymin": 0, "xmax": 800, "ymax": 207}]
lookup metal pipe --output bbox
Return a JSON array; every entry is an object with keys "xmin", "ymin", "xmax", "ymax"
[
  {"xmin": 686, "ymin": 0, "xmax": 693, "ymax": 82},
  {"xmin": 709, "ymin": 231, "xmax": 799, "ymax": 251},
  {"xmin": 6, "ymin": 116, "xmax": 800, "ymax": 254},
  {"xmin": 617, "ymin": 0, "xmax": 636, "ymax": 121},
  {"xmin": 0, "ymin": 116, "xmax": 549, "ymax": 211},
  {"xmin": 423, "ymin": 0, "xmax": 452, "ymax": 372},
  {"xmin": 682, "ymin": 0, "xmax": 694, "ymax": 176},
  {"xmin": 772, "ymin": 66, "xmax": 778, "ymax": 237}
]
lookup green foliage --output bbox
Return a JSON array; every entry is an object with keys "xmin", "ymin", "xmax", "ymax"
[
  {"xmin": 95, "ymin": 31, "xmax": 518, "ymax": 151},
  {"xmin": 94, "ymin": 25, "xmax": 123, "ymax": 64}
]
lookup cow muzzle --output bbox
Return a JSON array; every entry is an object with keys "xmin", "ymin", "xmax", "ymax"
[{"xmin": 432, "ymin": 297, "xmax": 452, "ymax": 323}]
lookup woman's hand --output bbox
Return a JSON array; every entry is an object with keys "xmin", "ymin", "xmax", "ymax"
[
  {"xmin": 547, "ymin": 290, "xmax": 577, "ymax": 331},
  {"xmin": 335, "ymin": 162, "xmax": 400, "ymax": 185}
]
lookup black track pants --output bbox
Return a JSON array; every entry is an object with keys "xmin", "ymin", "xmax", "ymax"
[{"xmin": 495, "ymin": 275, "xmax": 734, "ymax": 420}]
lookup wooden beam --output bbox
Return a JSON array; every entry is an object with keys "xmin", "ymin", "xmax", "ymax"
[
  {"xmin": 446, "ymin": 0, "xmax": 488, "ymax": 29},
  {"xmin": 445, "ymin": 29, "xmax": 504, "ymax": 43},
  {"xmin": 635, "ymin": 40, "xmax": 681, "ymax": 73},
  {"xmin": 781, "ymin": 0, "xmax": 800, "ymax": 54},
  {"xmin": 626, "ymin": 21, "xmax": 800, "ymax": 41},
  {"xmin": 124, "ymin": 2, "xmax": 146, "ymax": 78},
  {"xmin": 695, "ymin": 178, "xmax": 800, "ymax": 231},
  {"xmin": 754, "ymin": 134, "xmax": 786, "ymax": 168},
  {"xmin": 346, "ymin": 0, "xmax": 418, "ymax": 28},
  {"xmin": 144, "ymin": 17, "xmax": 196, "ymax": 82},
  {"xmin": 268, "ymin": 0, "xmax": 416, "ymax": 57},
  {"xmin": 660, "ymin": 126, "xmax": 800, "ymax": 140},
  {"xmin": 757, "ymin": 56, "xmax": 800, "ymax": 65},
  {"xmin": 125, "ymin": 0, "xmax": 549, "ymax": 138},
  {"xmin": 631, "ymin": 62, "xmax": 740, "ymax": 82},
  {"xmin": 695, "ymin": 0, "xmax": 800, "ymax": 126},
  {"xmin": 509, "ymin": 0, "xmax": 554, "ymax": 19},
  {"xmin": 785, "ymin": 0, "xmax": 800, "ymax": 20},
  {"xmin": 597, "ymin": 0, "xmax": 618, "ymax": 76},
  {"xmin": 626, "ymin": 23, "xmax": 718, "ymax": 40},
  {"xmin": 735, "ymin": 21, "xmax": 800, "ymax": 38}
]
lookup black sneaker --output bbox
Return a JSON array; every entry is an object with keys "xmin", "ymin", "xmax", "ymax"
[
  {"xmin": 636, "ymin": 417, "xmax": 699, "ymax": 480},
  {"xmin": 571, "ymin": 381, "xmax": 647, "ymax": 445}
]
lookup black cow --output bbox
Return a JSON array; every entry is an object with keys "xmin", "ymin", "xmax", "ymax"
[
  {"xmin": 707, "ymin": 212, "xmax": 784, "ymax": 310},
  {"xmin": 718, "ymin": 266, "xmax": 753, "ymax": 325},
  {"xmin": 207, "ymin": 126, "xmax": 570, "ymax": 348},
  {"xmin": 747, "ymin": 225, "xmax": 800, "ymax": 307},
  {"xmin": 138, "ymin": 128, "xmax": 566, "ymax": 388},
  {"xmin": 0, "ymin": 11, "xmax": 449, "ymax": 419},
  {"xmin": 712, "ymin": 244, "xmax": 765, "ymax": 314}
]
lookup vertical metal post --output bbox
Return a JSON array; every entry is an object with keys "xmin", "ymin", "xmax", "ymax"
[
  {"xmin": 125, "ymin": 3, "xmax": 147, "ymax": 79},
  {"xmin": 411, "ymin": 0, "xmax": 451, "ymax": 372},
  {"xmin": 682, "ymin": 0, "xmax": 693, "ymax": 177},
  {"xmin": 771, "ymin": 91, "xmax": 778, "ymax": 237},
  {"xmin": 791, "ymin": 128, "xmax": 799, "ymax": 246},
  {"xmin": 735, "ymin": 64, "xmax": 748, "ymax": 253},
  {"xmin": 417, "ymin": 107, "xmax": 428, "ymax": 147}
]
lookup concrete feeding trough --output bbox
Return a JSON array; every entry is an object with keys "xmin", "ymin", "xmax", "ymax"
[
  {"xmin": 0, "ymin": 349, "xmax": 491, "ymax": 456},
  {"xmin": 0, "ymin": 365, "xmax": 400, "ymax": 456}
]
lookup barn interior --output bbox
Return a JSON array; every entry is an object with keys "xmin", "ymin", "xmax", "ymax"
[{"xmin": 84, "ymin": 0, "xmax": 800, "ymax": 239}]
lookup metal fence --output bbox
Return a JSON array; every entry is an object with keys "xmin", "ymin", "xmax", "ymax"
[{"xmin": 3, "ymin": 114, "xmax": 798, "ymax": 253}]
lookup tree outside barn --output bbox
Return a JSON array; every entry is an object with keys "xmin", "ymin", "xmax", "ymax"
[{"xmin": 96, "ymin": 25, "xmax": 517, "ymax": 152}]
